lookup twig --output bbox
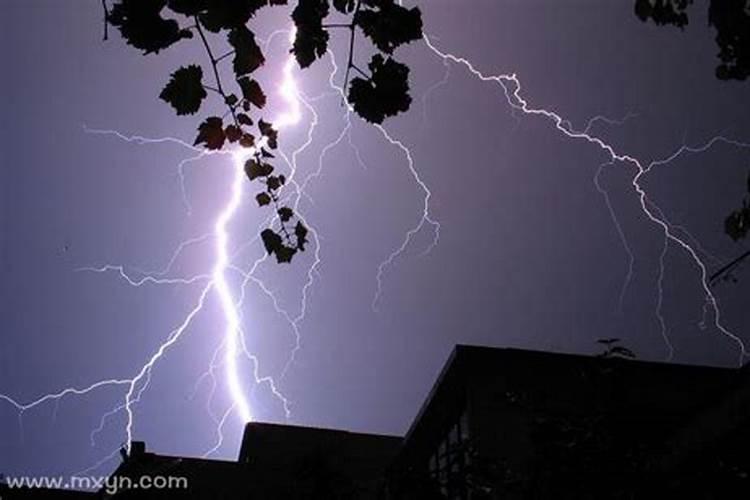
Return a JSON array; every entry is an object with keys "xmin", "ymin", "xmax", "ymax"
[
  {"xmin": 709, "ymin": 249, "xmax": 750, "ymax": 285},
  {"xmin": 101, "ymin": 0, "xmax": 109, "ymax": 41}
]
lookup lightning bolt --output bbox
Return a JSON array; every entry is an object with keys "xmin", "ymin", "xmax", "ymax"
[
  {"xmin": 423, "ymin": 35, "xmax": 749, "ymax": 364},
  {"xmin": 0, "ymin": 26, "xmax": 311, "ymax": 467}
]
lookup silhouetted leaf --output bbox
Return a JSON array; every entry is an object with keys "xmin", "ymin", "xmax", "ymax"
[
  {"xmin": 199, "ymin": 0, "xmax": 268, "ymax": 32},
  {"xmin": 261, "ymin": 148, "xmax": 275, "ymax": 159},
  {"xmin": 295, "ymin": 221, "xmax": 309, "ymax": 251},
  {"xmin": 167, "ymin": 0, "xmax": 207, "ymax": 16},
  {"xmin": 348, "ymin": 54, "xmax": 411, "ymax": 124},
  {"xmin": 725, "ymin": 205, "xmax": 750, "ymax": 241},
  {"xmin": 225, "ymin": 94, "xmax": 239, "ymax": 106},
  {"xmin": 244, "ymin": 159, "xmax": 274, "ymax": 180},
  {"xmin": 194, "ymin": 116, "xmax": 225, "ymax": 150},
  {"xmin": 259, "ymin": 119, "xmax": 279, "ymax": 149},
  {"xmin": 159, "ymin": 65, "xmax": 207, "ymax": 115},
  {"xmin": 109, "ymin": 0, "xmax": 193, "ymax": 54},
  {"xmin": 228, "ymin": 26, "xmax": 265, "ymax": 76},
  {"xmin": 275, "ymin": 244, "xmax": 297, "ymax": 263},
  {"xmin": 332, "ymin": 0, "xmax": 356, "ymax": 14},
  {"xmin": 256, "ymin": 192, "xmax": 272, "ymax": 206},
  {"xmin": 225, "ymin": 124, "xmax": 242, "ymax": 142},
  {"xmin": 238, "ymin": 78, "xmax": 267, "ymax": 108},
  {"xmin": 240, "ymin": 133, "xmax": 256, "ymax": 148},
  {"xmin": 709, "ymin": 0, "xmax": 750, "ymax": 80},
  {"xmin": 634, "ymin": 0, "xmax": 691, "ymax": 28},
  {"xmin": 267, "ymin": 175, "xmax": 282, "ymax": 191},
  {"xmin": 237, "ymin": 113, "xmax": 254, "ymax": 126},
  {"xmin": 278, "ymin": 206, "xmax": 294, "ymax": 222},
  {"xmin": 355, "ymin": 2, "xmax": 423, "ymax": 54},
  {"xmin": 261, "ymin": 228, "xmax": 296, "ymax": 263},
  {"xmin": 261, "ymin": 227, "xmax": 282, "ymax": 253},
  {"xmin": 291, "ymin": 0, "xmax": 330, "ymax": 68}
]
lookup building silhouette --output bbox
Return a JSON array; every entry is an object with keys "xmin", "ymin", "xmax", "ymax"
[{"xmin": 5, "ymin": 345, "xmax": 749, "ymax": 498}]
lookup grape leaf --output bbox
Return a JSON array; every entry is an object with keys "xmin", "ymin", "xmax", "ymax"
[
  {"xmin": 194, "ymin": 116, "xmax": 226, "ymax": 150},
  {"xmin": 291, "ymin": 0, "xmax": 330, "ymax": 68},
  {"xmin": 295, "ymin": 221, "xmax": 309, "ymax": 251},
  {"xmin": 225, "ymin": 124, "xmax": 242, "ymax": 142},
  {"xmin": 159, "ymin": 65, "xmax": 207, "ymax": 115},
  {"xmin": 167, "ymin": 0, "xmax": 207, "ymax": 16},
  {"xmin": 240, "ymin": 133, "xmax": 255, "ymax": 148},
  {"xmin": 278, "ymin": 206, "xmax": 294, "ymax": 222},
  {"xmin": 244, "ymin": 159, "xmax": 274, "ymax": 180},
  {"xmin": 256, "ymin": 192, "xmax": 272, "ymax": 206},
  {"xmin": 725, "ymin": 204, "xmax": 750, "ymax": 241},
  {"xmin": 238, "ymin": 78, "xmax": 267, "ymax": 109},
  {"xmin": 199, "ymin": 0, "xmax": 267, "ymax": 32},
  {"xmin": 259, "ymin": 119, "xmax": 278, "ymax": 149},
  {"xmin": 109, "ymin": 0, "xmax": 192, "ymax": 54},
  {"xmin": 228, "ymin": 26, "xmax": 265, "ymax": 76},
  {"xmin": 355, "ymin": 2, "xmax": 423, "ymax": 54},
  {"xmin": 332, "ymin": 0, "xmax": 356, "ymax": 14},
  {"xmin": 261, "ymin": 228, "xmax": 297, "ymax": 263},
  {"xmin": 237, "ymin": 113, "xmax": 254, "ymax": 126},
  {"xmin": 348, "ymin": 54, "xmax": 412, "ymax": 124}
]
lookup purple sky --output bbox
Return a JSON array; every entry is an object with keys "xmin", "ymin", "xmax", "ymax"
[{"xmin": 2, "ymin": 0, "xmax": 749, "ymax": 479}]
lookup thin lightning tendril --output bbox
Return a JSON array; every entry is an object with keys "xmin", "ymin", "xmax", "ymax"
[{"xmin": 423, "ymin": 34, "xmax": 748, "ymax": 364}]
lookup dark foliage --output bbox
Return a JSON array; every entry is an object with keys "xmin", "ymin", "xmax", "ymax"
[
  {"xmin": 291, "ymin": 0, "xmax": 330, "ymax": 68},
  {"xmin": 355, "ymin": 1, "xmax": 423, "ymax": 54},
  {"xmin": 106, "ymin": 0, "xmax": 423, "ymax": 263},
  {"xmin": 349, "ymin": 55, "xmax": 411, "ymax": 123},
  {"xmin": 634, "ymin": 0, "xmax": 750, "ymax": 80},
  {"xmin": 108, "ymin": 0, "xmax": 193, "ymax": 54},
  {"xmin": 159, "ymin": 65, "xmax": 207, "ymax": 115}
]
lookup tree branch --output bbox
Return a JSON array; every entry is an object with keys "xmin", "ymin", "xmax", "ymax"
[
  {"xmin": 709, "ymin": 249, "xmax": 750, "ymax": 285},
  {"xmin": 194, "ymin": 17, "xmax": 239, "ymax": 127},
  {"xmin": 342, "ymin": 0, "xmax": 363, "ymax": 94}
]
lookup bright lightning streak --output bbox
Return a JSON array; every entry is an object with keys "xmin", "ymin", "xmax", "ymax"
[
  {"xmin": 215, "ymin": 152, "xmax": 253, "ymax": 422},
  {"xmin": 423, "ymin": 35, "xmax": 749, "ymax": 364},
  {"xmin": 0, "ymin": 24, "xmax": 311, "ymax": 465}
]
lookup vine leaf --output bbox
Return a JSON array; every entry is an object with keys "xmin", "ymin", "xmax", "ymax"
[
  {"xmin": 725, "ymin": 204, "xmax": 750, "ymax": 241},
  {"xmin": 244, "ymin": 159, "xmax": 274, "ymax": 180},
  {"xmin": 261, "ymin": 228, "xmax": 297, "ymax": 263},
  {"xmin": 225, "ymin": 124, "xmax": 242, "ymax": 142},
  {"xmin": 240, "ymin": 133, "xmax": 256, "ymax": 148},
  {"xmin": 199, "ymin": 0, "xmax": 270, "ymax": 33},
  {"xmin": 259, "ymin": 120, "xmax": 279, "ymax": 149},
  {"xmin": 332, "ymin": 0, "xmax": 356, "ymax": 14},
  {"xmin": 256, "ymin": 192, "xmax": 272, "ymax": 206},
  {"xmin": 633, "ymin": 0, "xmax": 690, "ymax": 29},
  {"xmin": 355, "ymin": 2, "xmax": 423, "ymax": 54},
  {"xmin": 237, "ymin": 113, "xmax": 254, "ymax": 126},
  {"xmin": 194, "ymin": 116, "xmax": 226, "ymax": 150},
  {"xmin": 239, "ymin": 78, "xmax": 267, "ymax": 109},
  {"xmin": 166, "ymin": 0, "xmax": 208, "ymax": 17},
  {"xmin": 228, "ymin": 26, "xmax": 265, "ymax": 77},
  {"xmin": 295, "ymin": 221, "xmax": 309, "ymax": 251},
  {"xmin": 348, "ymin": 54, "xmax": 412, "ymax": 124},
  {"xmin": 291, "ymin": 0, "xmax": 330, "ymax": 68},
  {"xmin": 108, "ymin": 0, "xmax": 192, "ymax": 54},
  {"xmin": 278, "ymin": 207, "xmax": 294, "ymax": 222},
  {"xmin": 159, "ymin": 65, "xmax": 207, "ymax": 115}
]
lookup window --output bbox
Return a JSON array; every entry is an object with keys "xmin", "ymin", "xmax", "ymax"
[{"xmin": 427, "ymin": 407, "xmax": 472, "ymax": 499}]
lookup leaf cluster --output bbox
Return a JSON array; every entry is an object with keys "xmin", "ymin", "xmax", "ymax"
[
  {"xmin": 107, "ymin": 0, "xmax": 423, "ymax": 263},
  {"xmin": 724, "ymin": 171, "xmax": 750, "ymax": 242},
  {"xmin": 291, "ymin": 0, "xmax": 423, "ymax": 124},
  {"xmin": 634, "ymin": 0, "xmax": 750, "ymax": 81}
]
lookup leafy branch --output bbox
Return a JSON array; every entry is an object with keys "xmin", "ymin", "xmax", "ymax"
[{"xmin": 104, "ymin": 0, "xmax": 424, "ymax": 264}]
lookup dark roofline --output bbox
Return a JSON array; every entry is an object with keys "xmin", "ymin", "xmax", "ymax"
[
  {"xmin": 403, "ymin": 344, "xmax": 737, "ymax": 443},
  {"xmin": 242, "ymin": 421, "xmax": 402, "ymax": 441}
]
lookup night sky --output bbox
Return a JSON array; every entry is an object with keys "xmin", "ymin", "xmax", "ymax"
[{"xmin": 2, "ymin": 0, "xmax": 749, "ymax": 479}]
